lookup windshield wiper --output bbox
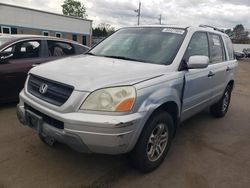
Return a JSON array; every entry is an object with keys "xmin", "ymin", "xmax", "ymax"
[{"xmin": 102, "ymin": 55, "xmax": 142, "ymax": 62}]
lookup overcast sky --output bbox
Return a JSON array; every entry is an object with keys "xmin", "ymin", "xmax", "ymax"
[{"xmin": 1, "ymin": 0, "xmax": 250, "ymax": 29}]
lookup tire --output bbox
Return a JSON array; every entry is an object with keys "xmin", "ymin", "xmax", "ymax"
[
  {"xmin": 39, "ymin": 134, "xmax": 56, "ymax": 147},
  {"xmin": 129, "ymin": 111, "xmax": 174, "ymax": 173},
  {"xmin": 210, "ymin": 85, "xmax": 232, "ymax": 118}
]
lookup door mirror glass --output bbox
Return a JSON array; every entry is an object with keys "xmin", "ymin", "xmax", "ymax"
[
  {"xmin": 187, "ymin": 55, "xmax": 209, "ymax": 69},
  {"xmin": 0, "ymin": 46, "xmax": 14, "ymax": 63},
  {"xmin": 0, "ymin": 53, "xmax": 13, "ymax": 63}
]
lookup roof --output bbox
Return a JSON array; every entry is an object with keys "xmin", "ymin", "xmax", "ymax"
[
  {"xmin": 122, "ymin": 24, "xmax": 228, "ymax": 36},
  {"xmin": 0, "ymin": 34, "xmax": 86, "ymax": 46},
  {"xmin": 125, "ymin": 25, "xmax": 190, "ymax": 29},
  {"xmin": 0, "ymin": 3, "xmax": 92, "ymax": 22},
  {"xmin": 0, "ymin": 34, "xmax": 59, "ymax": 39}
]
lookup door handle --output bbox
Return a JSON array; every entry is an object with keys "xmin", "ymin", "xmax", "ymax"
[
  {"xmin": 226, "ymin": 66, "xmax": 232, "ymax": 72},
  {"xmin": 208, "ymin": 71, "xmax": 215, "ymax": 78}
]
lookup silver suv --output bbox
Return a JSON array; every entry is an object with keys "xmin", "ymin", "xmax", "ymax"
[{"xmin": 17, "ymin": 25, "xmax": 237, "ymax": 172}]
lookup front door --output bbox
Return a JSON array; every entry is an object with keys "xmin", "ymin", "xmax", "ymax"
[
  {"xmin": 181, "ymin": 32, "xmax": 213, "ymax": 121},
  {"xmin": 0, "ymin": 40, "xmax": 44, "ymax": 102}
]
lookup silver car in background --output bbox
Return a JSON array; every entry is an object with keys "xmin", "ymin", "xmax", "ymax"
[{"xmin": 17, "ymin": 25, "xmax": 237, "ymax": 172}]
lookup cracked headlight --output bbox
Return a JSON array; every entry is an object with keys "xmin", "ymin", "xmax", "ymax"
[{"xmin": 80, "ymin": 86, "xmax": 136, "ymax": 112}]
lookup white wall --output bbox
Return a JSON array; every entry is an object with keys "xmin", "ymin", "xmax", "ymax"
[{"xmin": 0, "ymin": 3, "xmax": 92, "ymax": 35}]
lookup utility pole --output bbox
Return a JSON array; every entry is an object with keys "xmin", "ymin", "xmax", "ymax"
[
  {"xmin": 159, "ymin": 14, "xmax": 162, "ymax": 25},
  {"xmin": 134, "ymin": 2, "xmax": 141, "ymax": 25}
]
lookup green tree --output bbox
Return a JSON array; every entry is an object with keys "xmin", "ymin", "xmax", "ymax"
[
  {"xmin": 232, "ymin": 24, "xmax": 249, "ymax": 43},
  {"xmin": 92, "ymin": 23, "xmax": 116, "ymax": 37},
  {"xmin": 62, "ymin": 0, "xmax": 87, "ymax": 18}
]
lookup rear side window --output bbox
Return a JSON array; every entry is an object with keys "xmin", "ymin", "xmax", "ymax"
[
  {"xmin": 209, "ymin": 34, "xmax": 225, "ymax": 63},
  {"xmin": 184, "ymin": 32, "xmax": 209, "ymax": 61},
  {"xmin": 47, "ymin": 40, "xmax": 75, "ymax": 57},
  {"xmin": 223, "ymin": 36, "xmax": 234, "ymax": 60}
]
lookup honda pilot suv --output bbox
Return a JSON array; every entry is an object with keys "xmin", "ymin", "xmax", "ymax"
[{"xmin": 17, "ymin": 25, "xmax": 237, "ymax": 172}]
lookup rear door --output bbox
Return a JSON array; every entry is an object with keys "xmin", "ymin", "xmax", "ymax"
[
  {"xmin": 0, "ymin": 40, "xmax": 44, "ymax": 102},
  {"xmin": 42, "ymin": 40, "xmax": 77, "ymax": 62},
  {"xmin": 181, "ymin": 32, "xmax": 214, "ymax": 120},
  {"xmin": 207, "ymin": 33, "xmax": 229, "ymax": 103}
]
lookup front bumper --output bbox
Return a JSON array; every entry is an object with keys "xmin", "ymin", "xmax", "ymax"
[{"xmin": 17, "ymin": 90, "xmax": 145, "ymax": 154}]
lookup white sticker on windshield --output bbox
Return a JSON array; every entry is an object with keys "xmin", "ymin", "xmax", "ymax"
[{"xmin": 162, "ymin": 28, "xmax": 185, "ymax": 35}]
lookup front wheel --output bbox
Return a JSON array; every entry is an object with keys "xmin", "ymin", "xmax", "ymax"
[
  {"xmin": 129, "ymin": 111, "xmax": 174, "ymax": 172},
  {"xmin": 210, "ymin": 85, "xmax": 232, "ymax": 118}
]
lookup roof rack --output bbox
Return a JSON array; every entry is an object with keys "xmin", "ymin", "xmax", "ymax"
[{"xmin": 199, "ymin": 25, "xmax": 225, "ymax": 33}]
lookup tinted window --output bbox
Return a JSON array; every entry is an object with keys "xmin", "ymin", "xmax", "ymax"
[
  {"xmin": 2, "ymin": 40, "xmax": 41, "ymax": 59},
  {"xmin": 72, "ymin": 34, "xmax": 77, "ymax": 41},
  {"xmin": 90, "ymin": 27, "xmax": 186, "ymax": 65},
  {"xmin": 2, "ymin": 27, "xmax": 11, "ymax": 34},
  {"xmin": 185, "ymin": 32, "xmax": 209, "ymax": 61},
  {"xmin": 11, "ymin": 28, "xmax": 17, "ymax": 34},
  {"xmin": 82, "ymin": 36, "xmax": 87, "ymax": 45},
  {"xmin": 55, "ymin": 33, "xmax": 62, "ymax": 38},
  {"xmin": 223, "ymin": 36, "xmax": 234, "ymax": 60},
  {"xmin": 209, "ymin": 34, "xmax": 225, "ymax": 63},
  {"xmin": 47, "ymin": 40, "xmax": 75, "ymax": 57},
  {"xmin": 43, "ymin": 31, "xmax": 49, "ymax": 36}
]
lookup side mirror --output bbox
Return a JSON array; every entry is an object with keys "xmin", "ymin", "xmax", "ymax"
[
  {"xmin": 187, "ymin": 55, "xmax": 209, "ymax": 69},
  {"xmin": 0, "ymin": 53, "xmax": 13, "ymax": 63}
]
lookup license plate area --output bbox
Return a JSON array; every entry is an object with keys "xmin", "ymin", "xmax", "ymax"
[{"xmin": 25, "ymin": 110, "xmax": 43, "ymax": 133}]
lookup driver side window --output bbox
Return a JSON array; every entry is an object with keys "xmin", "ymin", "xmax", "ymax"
[
  {"xmin": 1, "ymin": 40, "xmax": 41, "ymax": 60},
  {"xmin": 185, "ymin": 32, "xmax": 209, "ymax": 61},
  {"xmin": 2, "ymin": 46, "xmax": 14, "ymax": 55}
]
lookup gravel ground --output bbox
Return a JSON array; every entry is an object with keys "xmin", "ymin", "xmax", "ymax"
[{"xmin": 0, "ymin": 59, "xmax": 249, "ymax": 188}]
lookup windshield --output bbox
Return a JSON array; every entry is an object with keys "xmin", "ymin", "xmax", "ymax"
[
  {"xmin": 0, "ymin": 37, "xmax": 12, "ymax": 47},
  {"xmin": 89, "ymin": 27, "xmax": 186, "ymax": 65}
]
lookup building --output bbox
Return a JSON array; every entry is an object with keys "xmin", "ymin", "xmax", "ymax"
[{"xmin": 0, "ymin": 3, "xmax": 92, "ymax": 47}]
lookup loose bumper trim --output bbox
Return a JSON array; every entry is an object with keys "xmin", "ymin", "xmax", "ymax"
[{"xmin": 17, "ymin": 104, "xmax": 91, "ymax": 153}]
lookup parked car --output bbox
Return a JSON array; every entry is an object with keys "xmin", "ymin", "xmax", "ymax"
[
  {"xmin": 0, "ymin": 34, "xmax": 89, "ymax": 103},
  {"xmin": 243, "ymin": 48, "xmax": 250, "ymax": 58},
  {"xmin": 17, "ymin": 25, "xmax": 237, "ymax": 172},
  {"xmin": 234, "ymin": 51, "xmax": 245, "ymax": 60}
]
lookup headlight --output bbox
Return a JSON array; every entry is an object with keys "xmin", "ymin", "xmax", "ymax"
[{"xmin": 80, "ymin": 86, "xmax": 136, "ymax": 112}]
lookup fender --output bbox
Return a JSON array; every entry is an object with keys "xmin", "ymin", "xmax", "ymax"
[{"xmin": 126, "ymin": 85, "xmax": 183, "ymax": 152}]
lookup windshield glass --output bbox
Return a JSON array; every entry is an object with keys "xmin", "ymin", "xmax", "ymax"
[
  {"xmin": 0, "ymin": 37, "xmax": 12, "ymax": 47},
  {"xmin": 89, "ymin": 27, "xmax": 186, "ymax": 65}
]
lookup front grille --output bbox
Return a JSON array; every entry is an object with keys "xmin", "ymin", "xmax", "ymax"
[
  {"xmin": 27, "ymin": 74, "xmax": 74, "ymax": 106},
  {"xmin": 24, "ymin": 103, "xmax": 64, "ymax": 129}
]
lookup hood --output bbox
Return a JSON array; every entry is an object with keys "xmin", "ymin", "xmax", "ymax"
[{"xmin": 30, "ymin": 55, "xmax": 171, "ymax": 91}]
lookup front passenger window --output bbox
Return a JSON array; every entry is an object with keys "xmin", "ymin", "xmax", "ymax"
[
  {"xmin": 1, "ymin": 41, "xmax": 41, "ymax": 60},
  {"xmin": 18, "ymin": 41, "xmax": 41, "ymax": 58},
  {"xmin": 185, "ymin": 32, "xmax": 209, "ymax": 61}
]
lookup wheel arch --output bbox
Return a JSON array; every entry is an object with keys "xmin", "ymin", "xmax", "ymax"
[
  {"xmin": 228, "ymin": 80, "xmax": 234, "ymax": 91},
  {"xmin": 148, "ymin": 101, "xmax": 179, "ymax": 136}
]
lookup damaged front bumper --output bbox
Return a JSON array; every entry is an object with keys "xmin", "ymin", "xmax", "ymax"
[{"xmin": 17, "ymin": 90, "xmax": 145, "ymax": 154}]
